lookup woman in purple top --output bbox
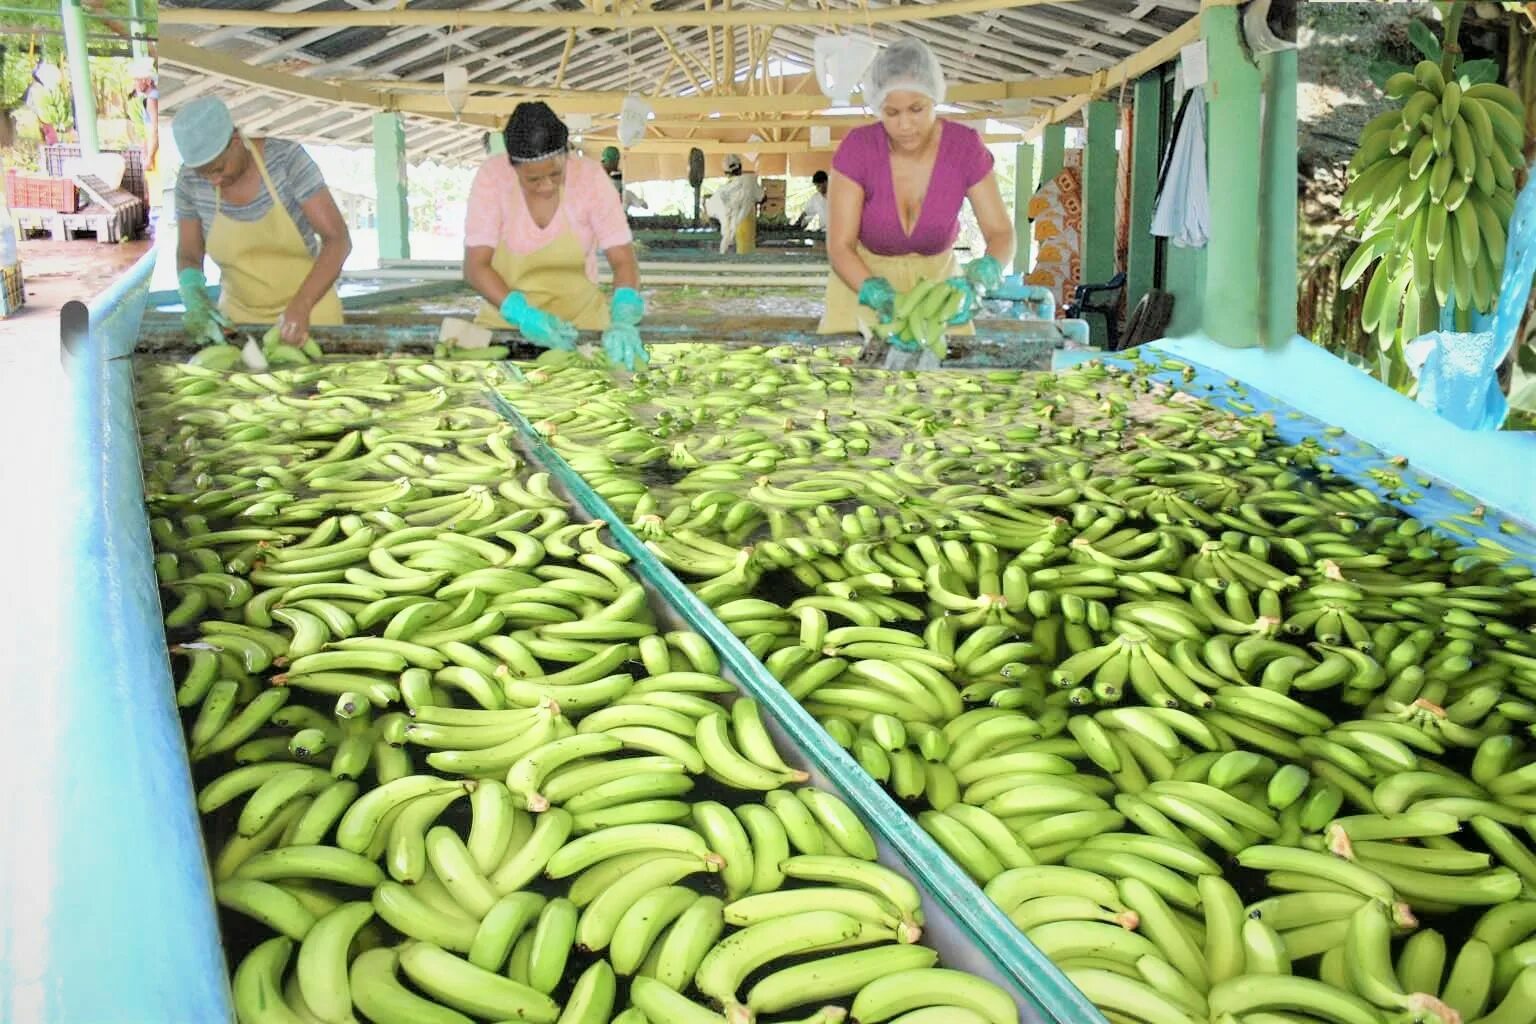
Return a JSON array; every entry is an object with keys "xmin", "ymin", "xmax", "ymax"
[{"xmin": 818, "ymin": 38, "xmax": 1015, "ymax": 356}]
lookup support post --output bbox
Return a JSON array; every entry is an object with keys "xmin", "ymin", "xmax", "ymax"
[
  {"xmin": 1013, "ymin": 141, "xmax": 1036, "ymax": 274},
  {"xmin": 1126, "ymin": 72, "xmax": 1162, "ymax": 318},
  {"xmin": 1039, "ymin": 123, "xmax": 1066, "ymax": 182},
  {"xmin": 1080, "ymin": 99, "xmax": 1118, "ymax": 347},
  {"xmin": 129, "ymin": 0, "xmax": 149, "ymax": 59},
  {"xmin": 1201, "ymin": 2, "xmax": 1263, "ymax": 348},
  {"xmin": 372, "ymin": 112, "xmax": 411, "ymax": 261},
  {"xmin": 486, "ymin": 131, "xmax": 507, "ymax": 156},
  {"xmin": 61, "ymin": 0, "xmax": 99, "ymax": 156},
  {"xmin": 1260, "ymin": 47, "xmax": 1298, "ymax": 345}
]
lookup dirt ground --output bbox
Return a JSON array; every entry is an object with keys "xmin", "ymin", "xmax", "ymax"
[{"xmin": 0, "ymin": 238, "xmax": 153, "ymax": 348}]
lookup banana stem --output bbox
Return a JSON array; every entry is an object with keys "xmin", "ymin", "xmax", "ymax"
[{"xmin": 1439, "ymin": 0, "xmax": 1469, "ymax": 79}]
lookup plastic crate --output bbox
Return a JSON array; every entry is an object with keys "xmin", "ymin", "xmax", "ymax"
[
  {"xmin": 5, "ymin": 173, "xmax": 78, "ymax": 213},
  {"xmin": 2, "ymin": 263, "xmax": 24, "ymax": 317},
  {"xmin": 44, "ymin": 144, "xmax": 146, "ymax": 221}
]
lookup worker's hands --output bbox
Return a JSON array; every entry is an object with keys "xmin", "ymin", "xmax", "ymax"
[
  {"xmin": 945, "ymin": 276, "xmax": 982, "ymax": 326},
  {"xmin": 278, "ymin": 297, "xmax": 314, "ymax": 345},
  {"xmin": 857, "ymin": 276, "xmax": 897, "ymax": 323},
  {"xmin": 601, "ymin": 323, "xmax": 650, "ymax": 371},
  {"xmin": 610, "ymin": 286, "xmax": 645, "ymax": 327},
  {"xmin": 500, "ymin": 291, "xmax": 578, "ymax": 350},
  {"xmin": 962, "ymin": 254, "xmax": 1003, "ymax": 295},
  {"xmin": 177, "ymin": 267, "xmax": 231, "ymax": 345}
]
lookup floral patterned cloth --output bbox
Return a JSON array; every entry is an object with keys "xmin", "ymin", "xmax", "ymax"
[{"xmin": 1024, "ymin": 149, "xmax": 1084, "ymax": 310}]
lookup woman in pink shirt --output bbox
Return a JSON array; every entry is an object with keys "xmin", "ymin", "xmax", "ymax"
[
  {"xmin": 819, "ymin": 39, "xmax": 1015, "ymax": 361},
  {"xmin": 464, "ymin": 102, "xmax": 648, "ymax": 369}
]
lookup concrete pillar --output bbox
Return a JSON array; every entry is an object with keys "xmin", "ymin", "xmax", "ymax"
[
  {"xmin": 1080, "ymin": 100, "xmax": 1119, "ymax": 347},
  {"xmin": 1013, "ymin": 141, "xmax": 1037, "ymax": 274},
  {"xmin": 1202, "ymin": 3, "xmax": 1263, "ymax": 348},
  {"xmin": 1261, "ymin": 48, "xmax": 1298, "ymax": 345},
  {"xmin": 61, "ymin": 0, "xmax": 99, "ymax": 156},
  {"xmin": 1126, "ymin": 72, "xmax": 1163, "ymax": 319},
  {"xmin": 372, "ymin": 113, "xmax": 410, "ymax": 261},
  {"xmin": 1039, "ymin": 123, "xmax": 1066, "ymax": 183}
]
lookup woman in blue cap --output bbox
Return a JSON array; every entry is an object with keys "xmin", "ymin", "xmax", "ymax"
[{"xmin": 172, "ymin": 95, "xmax": 351, "ymax": 345}]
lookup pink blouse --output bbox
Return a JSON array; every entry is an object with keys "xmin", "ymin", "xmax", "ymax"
[
  {"xmin": 832, "ymin": 120, "xmax": 994, "ymax": 257},
  {"xmin": 464, "ymin": 153, "xmax": 633, "ymax": 279}
]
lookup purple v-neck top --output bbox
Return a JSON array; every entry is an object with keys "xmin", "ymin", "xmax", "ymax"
[{"xmin": 832, "ymin": 119, "xmax": 994, "ymax": 257}]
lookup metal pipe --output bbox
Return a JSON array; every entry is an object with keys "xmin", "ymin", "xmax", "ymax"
[{"xmin": 60, "ymin": 0, "xmax": 99, "ymax": 156}]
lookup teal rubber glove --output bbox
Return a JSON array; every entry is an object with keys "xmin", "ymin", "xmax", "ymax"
[
  {"xmin": 601, "ymin": 323, "xmax": 650, "ymax": 371},
  {"xmin": 857, "ymin": 277, "xmax": 897, "ymax": 323},
  {"xmin": 963, "ymin": 255, "xmax": 1003, "ymax": 294},
  {"xmin": 945, "ymin": 276, "xmax": 983, "ymax": 326},
  {"xmin": 611, "ymin": 287, "xmax": 645, "ymax": 326},
  {"xmin": 177, "ymin": 267, "xmax": 231, "ymax": 345},
  {"xmin": 500, "ymin": 291, "xmax": 578, "ymax": 350}
]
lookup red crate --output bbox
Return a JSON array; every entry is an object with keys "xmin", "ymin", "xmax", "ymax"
[{"xmin": 5, "ymin": 173, "xmax": 77, "ymax": 212}]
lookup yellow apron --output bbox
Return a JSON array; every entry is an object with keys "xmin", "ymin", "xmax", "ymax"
[
  {"xmin": 206, "ymin": 139, "xmax": 343, "ymax": 327},
  {"xmin": 475, "ymin": 203, "xmax": 609, "ymax": 331},
  {"xmin": 818, "ymin": 245, "xmax": 975, "ymax": 337}
]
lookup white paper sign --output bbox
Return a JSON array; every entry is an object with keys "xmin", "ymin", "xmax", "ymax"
[{"xmin": 1178, "ymin": 40, "xmax": 1208, "ymax": 94}]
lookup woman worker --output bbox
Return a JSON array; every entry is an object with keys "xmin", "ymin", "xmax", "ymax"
[
  {"xmin": 463, "ymin": 102, "xmax": 648, "ymax": 370},
  {"xmin": 173, "ymin": 95, "xmax": 351, "ymax": 345},
  {"xmin": 819, "ymin": 39, "xmax": 1014, "ymax": 365}
]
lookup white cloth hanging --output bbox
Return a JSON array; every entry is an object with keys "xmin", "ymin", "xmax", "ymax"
[{"xmin": 1151, "ymin": 86, "xmax": 1210, "ymax": 249}]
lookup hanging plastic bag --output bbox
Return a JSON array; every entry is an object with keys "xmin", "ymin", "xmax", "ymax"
[
  {"xmin": 813, "ymin": 35, "xmax": 878, "ymax": 107},
  {"xmin": 1404, "ymin": 157, "xmax": 1536, "ymax": 429},
  {"xmin": 618, "ymin": 95, "xmax": 652, "ymax": 148}
]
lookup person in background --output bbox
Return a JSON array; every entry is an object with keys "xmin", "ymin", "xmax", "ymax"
[
  {"xmin": 818, "ymin": 38, "xmax": 1013, "ymax": 365},
  {"xmin": 26, "ymin": 61, "xmax": 61, "ymax": 146},
  {"xmin": 463, "ymin": 102, "xmax": 648, "ymax": 370},
  {"xmin": 601, "ymin": 146, "xmax": 624, "ymax": 193},
  {"xmin": 173, "ymin": 95, "xmax": 350, "ymax": 345},
  {"xmin": 128, "ymin": 57, "xmax": 160, "ymax": 224},
  {"xmin": 797, "ymin": 169, "xmax": 829, "ymax": 231},
  {"xmin": 704, "ymin": 154, "xmax": 765, "ymax": 255}
]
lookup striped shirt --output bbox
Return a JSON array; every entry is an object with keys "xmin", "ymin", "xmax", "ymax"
[{"xmin": 175, "ymin": 138, "xmax": 327, "ymax": 257}]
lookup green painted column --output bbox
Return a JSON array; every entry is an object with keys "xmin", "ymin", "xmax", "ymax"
[
  {"xmin": 1260, "ymin": 48, "xmax": 1298, "ymax": 345},
  {"xmin": 1202, "ymin": 3, "xmax": 1263, "ymax": 348},
  {"xmin": 129, "ymin": 0, "xmax": 149, "ymax": 59},
  {"xmin": 487, "ymin": 131, "xmax": 506, "ymax": 157},
  {"xmin": 372, "ymin": 113, "xmax": 411, "ymax": 261},
  {"xmin": 1013, "ymin": 141, "xmax": 1036, "ymax": 274},
  {"xmin": 1039, "ymin": 123, "xmax": 1066, "ymax": 183},
  {"xmin": 1126, "ymin": 73, "xmax": 1163, "ymax": 318},
  {"xmin": 1081, "ymin": 100, "xmax": 1119, "ymax": 347},
  {"xmin": 61, "ymin": 0, "xmax": 99, "ymax": 156}
]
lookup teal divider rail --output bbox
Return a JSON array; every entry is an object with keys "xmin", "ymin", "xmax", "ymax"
[
  {"xmin": 483, "ymin": 381, "xmax": 1106, "ymax": 1024},
  {"xmin": 1148, "ymin": 334, "xmax": 1536, "ymax": 530},
  {"xmin": 3, "ymin": 249, "xmax": 235, "ymax": 1023},
  {"xmin": 1134, "ymin": 344, "xmax": 1535, "ymax": 569}
]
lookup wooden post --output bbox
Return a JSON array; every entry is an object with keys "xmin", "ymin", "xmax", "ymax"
[
  {"xmin": 1081, "ymin": 99, "xmax": 1118, "ymax": 346},
  {"xmin": 1202, "ymin": 2, "xmax": 1263, "ymax": 348},
  {"xmin": 1126, "ymin": 72, "xmax": 1162, "ymax": 318},
  {"xmin": 372, "ymin": 112, "xmax": 411, "ymax": 261},
  {"xmin": 1013, "ymin": 140, "xmax": 1037, "ymax": 275}
]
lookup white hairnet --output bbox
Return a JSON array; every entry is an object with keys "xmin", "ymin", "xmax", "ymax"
[{"xmin": 863, "ymin": 38, "xmax": 946, "ymax": 110}]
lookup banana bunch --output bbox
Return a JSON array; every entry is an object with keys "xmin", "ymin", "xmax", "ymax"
[
  {"xmin": 869, "ymin": 277, "xmax": 969, "ymax": 358},
  {"xmin": 140, "ymin": 344, "xmax": 1536, "ymax": 1024},
  {"xmin": 1341, "ymin": 59, "xmax": 1525, "ymax": 348},
  {"xmin": 139, "ymin": 354, "xmax": 1024, "ymax": 1024}
]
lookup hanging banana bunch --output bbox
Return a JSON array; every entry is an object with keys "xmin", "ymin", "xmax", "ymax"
[{"xmin": 1339, "ymin": 57, "xmax": 1525, "ymax": 350}]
